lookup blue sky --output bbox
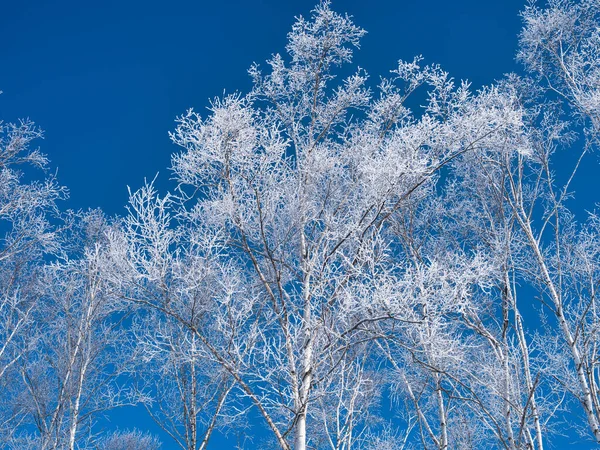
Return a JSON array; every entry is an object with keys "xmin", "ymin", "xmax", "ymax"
[{"xmin": 6, "ymin": 1, "xmax": 594, "ymax": 448}]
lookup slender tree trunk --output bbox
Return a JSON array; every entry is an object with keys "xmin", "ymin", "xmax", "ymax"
[
  {"xmin": 295, "ymin": 284, "xmax": 313, "ymax": 450},
  {"xmin": 68, "ymin": 360, "xmax": 88, "ymax": 450},
  {"xmin": 294, "ymin": 171, "xmax": 314, "ymax": 450},
  {"xmin": 501, "ymin": 278, "xmax": 518, "ymax": 450},
  {"xmin": 518, "ymin": 213, "xmax": 600, "ymax": 443},
  {"xmin": 509, "ymin": 271, "xmax": 544, "ymax": 450},
  {"xmin": 502, "ymin": 346, "xmax": 517, "ymax": 450},
  {"xmin": 434, "ymin": 374, "xmax": 448, "ymax": 450}
]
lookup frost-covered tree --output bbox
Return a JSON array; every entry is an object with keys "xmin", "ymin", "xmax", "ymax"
[
  {"xmin": 11, "ymin": 211, "xmax": 133, "ymax": 450},
  {"xmin": 130, "ymin": 309, "xmax": 236, "ymax": 450},
  {"xmin": 96, "ymin": 429, "xmax": 161, "ymax": 450},
  {"xmin": 0, "ymin": 107, "xmax": 66, "ymax": 443},
  {"xmin": 6, "ymin": 1, "xmax": 600, "ymax": 448},
  {"xmin": 520, "ymin": 0, "xmax": 600, "ymax": 135},
  {"xmin": 111, "ymin": 3, "xmax": 527, "ymax": 449},
  {"xmin": 505, "ymin": 0, "xmax": 600, "ymax": 443},
  {"xmin": 0, "ymin": 115, "xmax": 63, "ymax": 264}
]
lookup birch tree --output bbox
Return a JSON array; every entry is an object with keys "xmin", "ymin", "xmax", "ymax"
[
  {"xmin": 112, "ymin": 3, "xmax": 527, "ymax": 449},
  {"xmin": 130, "ymin": 310, "xmax": 236, "ymax": 450},
  {"xmin": 487, "ymin": 1, "xmax": 600, "ymax": 442},
  {"xmin": 0, "ymin": 110, "xmax": 65, "ymax": 442},
  {"xmin": 13, "ymin": 211, "xmax": 132, "ymax": 450}
]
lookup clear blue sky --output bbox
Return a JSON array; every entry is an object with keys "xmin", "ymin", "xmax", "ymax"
[{"xmin": 5, "ymin": 1, "xmax": 593, "ymax": 448}]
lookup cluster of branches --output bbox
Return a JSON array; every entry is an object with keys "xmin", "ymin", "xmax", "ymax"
[{"xmin": 4, "ymin": 1, "xmax": 600, "ymax": 449}]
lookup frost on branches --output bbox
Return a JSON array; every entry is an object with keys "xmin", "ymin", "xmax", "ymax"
[
  {"xmin": 114, "ymin": 2, "xmax": 531, "ymax": 449},
  {"xmin": 4, "ymin": 1, "xmax": 600, "ymax": 449}
]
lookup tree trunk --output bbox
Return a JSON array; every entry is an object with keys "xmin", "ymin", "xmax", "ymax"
[{"xmin": 519, "ymin": 213, "xmax": 600, "ymax": 443}]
